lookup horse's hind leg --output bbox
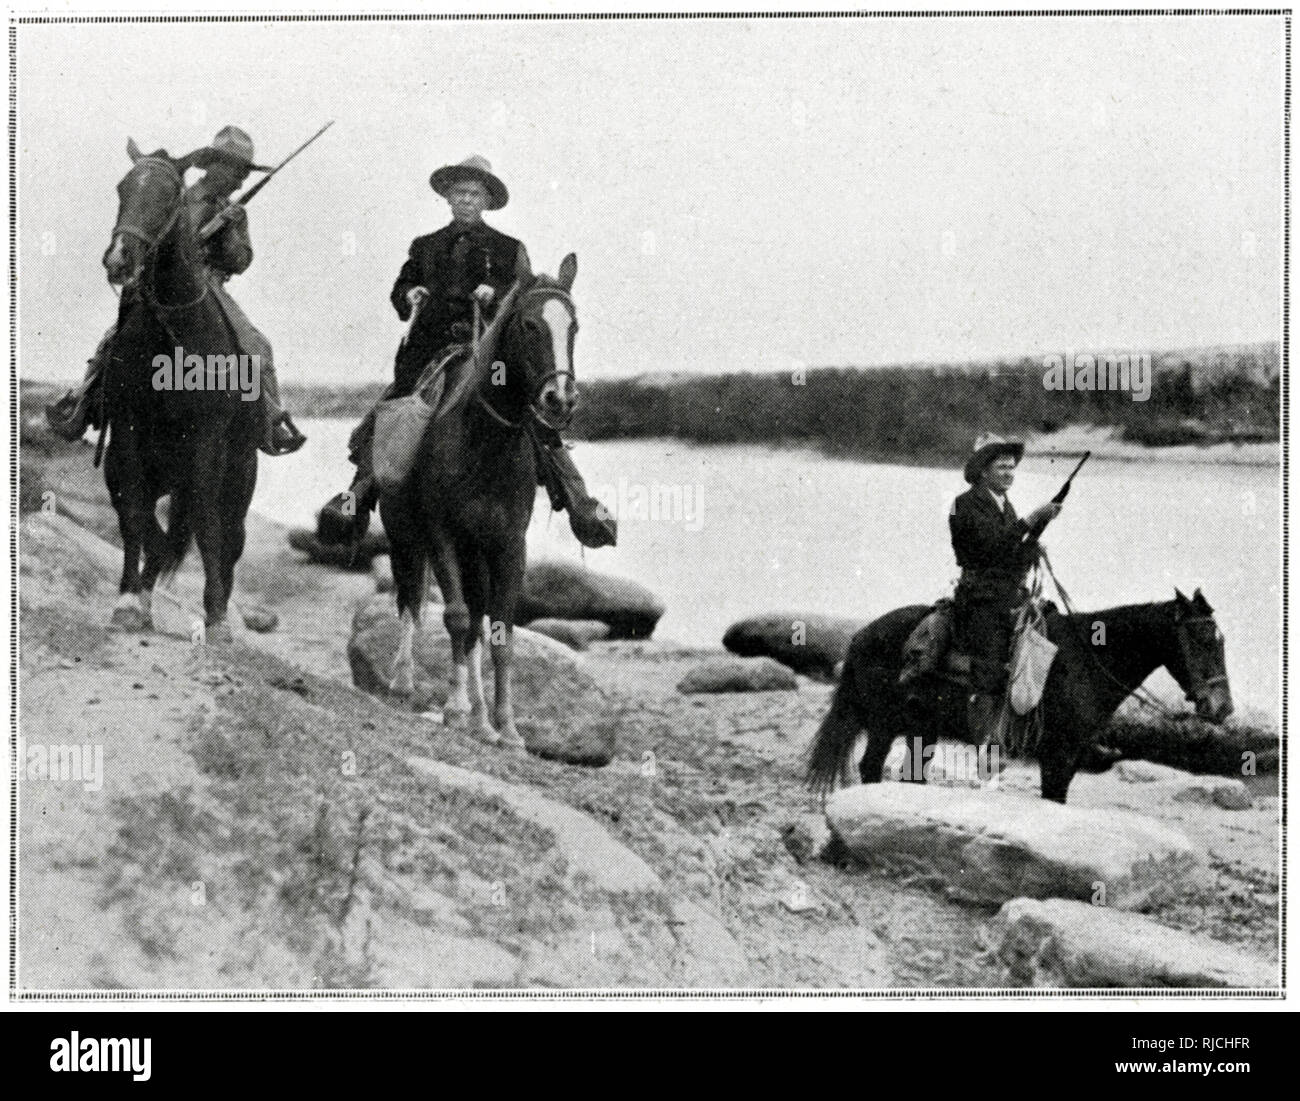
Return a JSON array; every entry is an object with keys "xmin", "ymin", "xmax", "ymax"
[
  {"xmin": 192, "ymin": 429, "xmax": 232, "ymax": 643},
  {"xmin": 218, "ymin": 448, "xmax": 257, "ymax": 617},
  {"xmin": 462, "ymin": 559, "xmax": 501, "ymax": 746}
]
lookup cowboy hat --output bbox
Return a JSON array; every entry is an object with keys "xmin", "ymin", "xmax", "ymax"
[
  {"xmin": 963, "ymin": 432, "xmax": 1025, "ymax": 485},
  {"xmin": 430, "ymin": 155, "xmax": 508, "ymax": 210},
  {"xmin": 191, "ymin": 126, "xmax": 269, "ymax": 173}
]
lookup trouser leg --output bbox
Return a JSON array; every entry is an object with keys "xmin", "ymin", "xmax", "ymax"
[
  {"xmin": 536, "ymin": 442, "xmax": 617, "ymax": 549},
  {"xmin": 963, "ymin": 598, "xmax": 1013, "ymax": 744}
]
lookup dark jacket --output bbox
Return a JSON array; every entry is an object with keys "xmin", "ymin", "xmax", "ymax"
[
  {"xmin": 949, "ymin": 486, "xmax": 1040, "ymax": 601},
  {"xmin": 185, "ymin": 180, "xmax": 253, "ymax": 279},
  {"xmin": 390, "ymin": 220, "xmax": 524, "ymax": 391}
]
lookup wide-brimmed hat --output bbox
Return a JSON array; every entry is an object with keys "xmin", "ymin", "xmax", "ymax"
[
  {"xmin": 430, "ymin": 155, "xmax": 508, "ymax": 210},
  {"xmin": 963, "ymin": 433, "xmax": 1025, "ymax": 484},
  {"xmin": 194, "ymin": 126, "xmax": 268, "ymax": 173}
]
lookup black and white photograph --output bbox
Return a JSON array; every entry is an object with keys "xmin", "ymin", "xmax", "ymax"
[{"xmin": 4, "ymin": 2, "xmax": 1288, "ymax": 1015}]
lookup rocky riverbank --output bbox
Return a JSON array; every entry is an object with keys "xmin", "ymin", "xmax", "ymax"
[{"xmin": 16, "ymin": 425, "xmax": 1280, "ymax": 991}]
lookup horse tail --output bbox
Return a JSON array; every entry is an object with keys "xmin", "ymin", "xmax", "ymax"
[
  {"xmin": 158, "ymin": 487, "xmax": 194, "ymax": 582},
  {"xmin": 805, "ymin": 641, "xmax": 865, "ymax": 798}
]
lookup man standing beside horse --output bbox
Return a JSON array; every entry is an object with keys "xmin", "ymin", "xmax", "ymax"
[
  {"xmin": 316, "ymin": 155, "xmax": 614, "ymax": 549},
  {"xmin": 46, "ymin": 126, "xmax": 307, "ymax": 457}
]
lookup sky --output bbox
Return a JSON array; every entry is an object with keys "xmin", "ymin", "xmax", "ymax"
[{"xmin": 16, "ymin": 14, "xmax": 1285, "ymax": 384}]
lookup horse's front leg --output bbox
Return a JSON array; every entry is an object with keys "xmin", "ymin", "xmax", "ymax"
[
  {"xmin": 431, "ymin": 537, "xmax": 473, "ymax": 728},
  {"xmin": 465, "ymin": 624, "xmax": 500, "ymax": 747},
  {"xmin": 105, "ymin": 435, "xmax": 150, "ymax": 632},
  {"xmin": 487, "ymin": 550, "xmax": 527, "ymax": 752}
]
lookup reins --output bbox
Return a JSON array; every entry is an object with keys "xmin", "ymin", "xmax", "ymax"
[{"xmin": 1037, "ymin": 548, "xmax": 1209, "ymax": 721}]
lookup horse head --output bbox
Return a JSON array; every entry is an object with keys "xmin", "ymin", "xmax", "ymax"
[
  {"xmin": 1168, "ymin": 588, "xmax": 1234, "ymax": 723},
  {"xmin": 493, "ymin": 252, "xmax": 579, "ymax": 430},
  {"xmin": 103, "ymin": 140, "xmax": 200, "ymax": 288}
]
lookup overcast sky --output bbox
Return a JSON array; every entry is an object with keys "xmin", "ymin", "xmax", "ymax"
[{"xmin": 17, "ymin": 14, "xmax": 1284, "ymax": 384}]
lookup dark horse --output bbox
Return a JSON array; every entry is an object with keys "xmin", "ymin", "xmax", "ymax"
[
  {"xmin": 99, "ymin": 140, "xmax": 260, "ymax": 641},
  {"xmin": 805, "ymin": 588, "xmax": 1233, "ymax": 803},
  {"xmin": 381, "ymin": 252, "xmax": 581, "ymax": 749}
]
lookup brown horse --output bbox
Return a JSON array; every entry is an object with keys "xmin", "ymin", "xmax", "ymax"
[
  {"xmin": 380, "ymin": 253, "xmax": 580, "ymax": 748},
  {"xmin": 805, "ymin": 589, "xmax": 1233, "ymax": 803},
  {"xmin": 99, "ymin": 141, "xmax": 261, "ymax": 642}
]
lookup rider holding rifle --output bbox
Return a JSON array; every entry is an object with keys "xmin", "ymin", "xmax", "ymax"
[
  {"xmin": 948, "ymin": 434, "xmax": 1084, "ymax": 743},
  {"xmin": 46, "ymin": 126, "xmax": 308, "ymax": 456}
]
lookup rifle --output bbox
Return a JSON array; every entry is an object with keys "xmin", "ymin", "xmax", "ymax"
[
  {"xmin": 1051, "ymin": 451, "xmax": 1091, "ymax": 504},
  {"xmin": 198, "ymin": 120, "xmax": 334, "ymax": 241}
]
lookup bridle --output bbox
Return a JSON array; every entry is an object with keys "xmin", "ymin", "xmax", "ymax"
[
  {"xmin": 476, "ymin": 285, "xmax": 577, "ymax": 432},
  {"xmin": 1173, "ymin": 612, "xmax": 1230, "ymax": 710},
  {"xmin": 111, "ymin": 156, "xmax": 208, "ymax": 328}
]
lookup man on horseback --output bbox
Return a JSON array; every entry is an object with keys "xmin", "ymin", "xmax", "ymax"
[
  {"xmin": 45, "ymin": 126, "xmax": 307, "ymax": 456},
  {"xmin": 316, "ymin": 155, "xmax": 615, "ymax": 549},
  {"xmin": 950, "ymin": 434, "xmax": 1062, "ymax": 743}
]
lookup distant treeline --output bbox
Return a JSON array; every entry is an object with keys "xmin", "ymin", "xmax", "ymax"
[
  {"xmin": 190, "ymin": 342, "xmax": 1281, "ymax": 463},
  {"xmin": 568, "ymin": 347, "xmax": 1280, "ymax": 462}
]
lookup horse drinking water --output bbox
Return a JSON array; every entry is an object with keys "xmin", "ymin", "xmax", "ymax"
[
  {"xmin": 381, "ymin": 253, "xmax": 581, "ymax": 750},
  {"xmin": 805, "ymin": 588, "xmax": 1232, "ymax": 803},
  {"xmin": 99, "ymin": 141, "xmax": 261, "ymax": 641}
]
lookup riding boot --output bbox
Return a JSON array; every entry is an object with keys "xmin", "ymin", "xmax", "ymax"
[
  {"xmin": 966, "ymin": 692, "xmax": 1007, "ymax": 747},
  {"xmin": 537, "ymin": 442, "xmax": 617, "ymax": 549},
  {"xmin": 256, "ymin": 352, "xmax": 307, "ymax": 456},
  {"xmin": 45, "ymin": 330, "xmax": 113, "ymax": 441}
]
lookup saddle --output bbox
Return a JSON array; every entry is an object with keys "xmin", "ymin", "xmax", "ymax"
[{"xmin": 898, "ymin": 596, "xmax": 1058, "ymax": 701}]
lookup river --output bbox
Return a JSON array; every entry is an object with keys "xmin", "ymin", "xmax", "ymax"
[{"xmin": 252, "ymin": 419, "xmax": 1281, "ymax": 719}]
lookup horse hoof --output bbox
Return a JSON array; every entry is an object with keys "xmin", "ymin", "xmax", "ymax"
[
  {"xmin": 205, "ymin": 620, "xmax": 234, "ymax": 645},
  {"xmin": 442, "ymin": 706, "xmax": 470, "ymax": 730},
  {"xmin": 473, "ymin": 722, "xmax": 502, "ymax": 747},
  {"xmin": 497, "ymin": 727, "xmax": 527, "ymax": 753},
  {"xmin": 109, "ymin": 605, "xmax": 148, "ymax": 632},
  {"xmin": 389, "ymin": 669, "xmax": 415, "ymax": 696}
]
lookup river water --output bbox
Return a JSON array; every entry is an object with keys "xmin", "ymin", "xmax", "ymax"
[{"xmin": 253, "ymin": 419, "xmax": 1281, "ymax": 718}]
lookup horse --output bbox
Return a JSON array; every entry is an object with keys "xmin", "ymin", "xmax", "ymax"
[
  {"xmin": 380, "ymin": 252, "xmax": 580, "ymax": 749},
  {"xmin": 99, "ymin": 140, "xmax": 261, "ymax": 642},
  {"xmin": 805, "ymin": 587, "xmax": 1233, "ymax": 804}
]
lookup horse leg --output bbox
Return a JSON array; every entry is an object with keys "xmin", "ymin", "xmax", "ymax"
[
  {"xmin": 487, "ymin": 548, "xmax": 527, "ymax": 752},
  {"xmin": 462, "ymin": 561, "xmax": 499, "ymax": 745},
  {"xmin": 105, "ymin": 433, "xmax": 150, "ymax": 632},
  {"xmin": 430, "ymin": 538, "xmax": 472, "ymax": 727},
  {"xmin": 858, "ymin": 727, "xmax": 894, "ymax": 785},
  {"xmin": 218, "ymin": 447, "xmax": 256, "ymax": 613},
  {"xmin": 1037, "ymin": 727, "xmax": 1078, "ymax": 804},
  {"xmin": 192, "ymin": 428, "xmax": 232, "ymax": 643},
  {"xmin": 391, "ymin": 606, "xmax": 418, "ymax": 697}
]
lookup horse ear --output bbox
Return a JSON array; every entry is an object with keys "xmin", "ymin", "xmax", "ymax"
[
  {"xmin": 1193, "ymin": 587, "xmax": 1212, "ymax": 611},
  {"xmin": 1174, "ymin": 588, "xmax": 1188, "ymax": 605},
  {"xmin": 127, "ymin": 138, "xmax": 142, "ymax": 162},
  {"xmin": 557, "ymin": 252, "xmax": 577, "ymax": 292}
]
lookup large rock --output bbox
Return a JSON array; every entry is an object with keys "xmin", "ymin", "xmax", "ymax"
[
  {"xmin": 722, "ymin": 612, "xmax": 862, "ymax": 679},
  {"xmin": 349, "ymin": 594, "xmax": 616, "ymax": 765},
  {"xmin": 992, "ymin": 898, "xmax": 1276, "ymax": 989},
  {"xmin": 1099, "ymin": 713, "xmax": 1279, "ymax": 777},
  {"xmin": 518, "ymin": 559, "xmax": 664, "ymax": 640},
  {"xmin": 677, "ymin": 656, "xmax": 798, "ymax": 694},
  {"xmin": 288, "ymin": 527, "xmax": 390, "ymax": 570},
  {"xmin": 525, "ymin": 619, "xmax": 611, "ymax": 651},
  {"xmin": 826, "ymin": 783, "xmax": 1205, "ymax": 910},
  {"xmin": 1114, "ymin": 760, "xmax": 1252, "ymax": 809}
]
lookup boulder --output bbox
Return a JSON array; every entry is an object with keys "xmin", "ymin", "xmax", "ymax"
[
  {"xmin": 1098, "ymin": 713, "xmax": 1278, "ymax": 776},
  {"xmin": 992, "ymin": 898, "xmax": 1276, "ymax": 989},
  {"xmin": 722, "ymin": 612, "xmax": 863, "ymax": 679},
  {"xmin": 677, "ymin": 656, "xmax": 798, "ymax": 694},
  {"xmin": 288, "ymin": 527, "xmax": 390, "ymax": 570},
  {"xmin": 525, "ymin": 618, "xmax": 611, "ymax": 651},
  {"xmin": 240, "ymin": 604, "xmax": 278, "ymax": 633},
  {"xmin": 826, "ymin": 783, "xmax": 1205, "ymax": 910},
  {"xmin": 1114, "ymin": 760, "xmax": 1252, "ymax": 809},
  {"xmin": 518, "ymin": 559, "xmax": 665, "ymax": 640},
  {"xmin": 349, "ymin": 594, "xmax": 615, "ymax": 765}
]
